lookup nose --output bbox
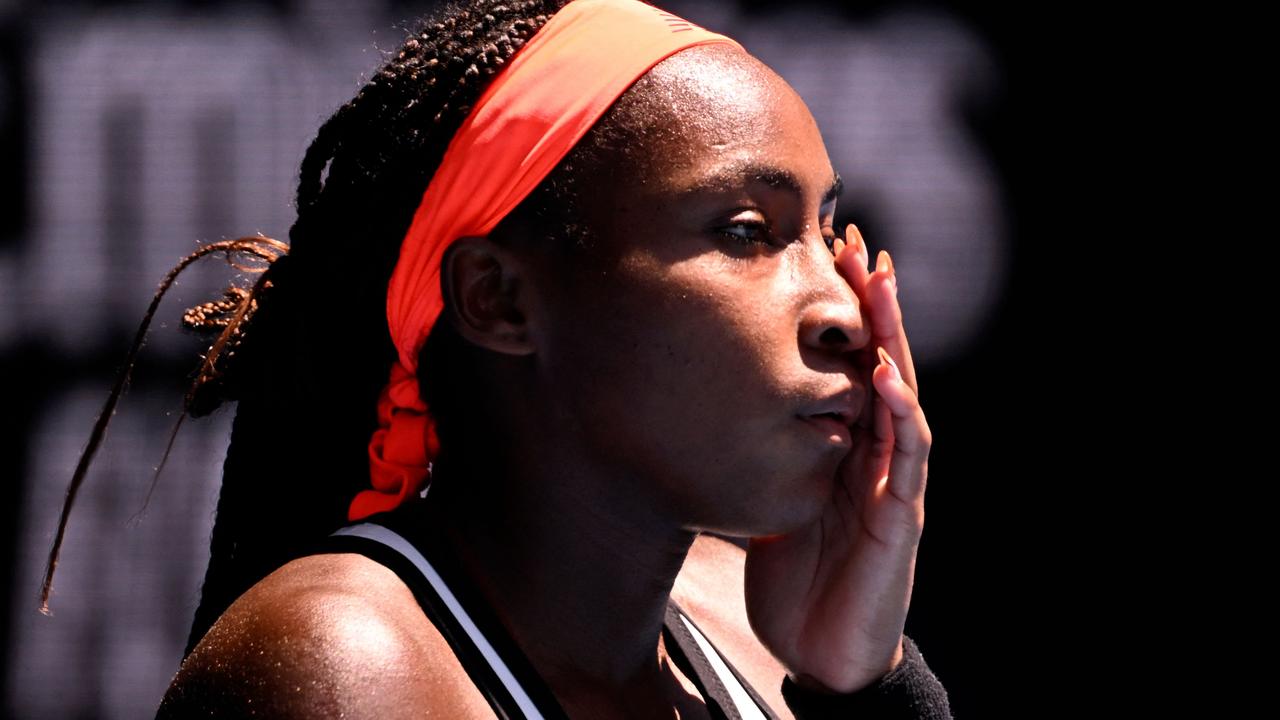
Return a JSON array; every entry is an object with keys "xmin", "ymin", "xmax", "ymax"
[{"xmin": 797, "ymin": 237, "xmax": 869, "ymax": 357}]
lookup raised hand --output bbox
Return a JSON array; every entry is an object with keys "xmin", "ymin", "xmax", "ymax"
[{"xmin": 744, "ymin": 223, "xmax": 932, "ymax": 693}]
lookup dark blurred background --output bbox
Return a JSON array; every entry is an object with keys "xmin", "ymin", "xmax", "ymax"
[{"xmin": 0, "ymin": 0, "xmax": 1046, "ymax": 716}]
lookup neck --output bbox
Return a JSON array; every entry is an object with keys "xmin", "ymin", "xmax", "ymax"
[{"xmin": 415, "ymin": 449, "xmax": 699, "ymax": 697}]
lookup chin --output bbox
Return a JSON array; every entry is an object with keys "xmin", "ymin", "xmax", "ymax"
[{"xmin": 704, "ymin": 469, "xmax": 834, "ymax": 539}]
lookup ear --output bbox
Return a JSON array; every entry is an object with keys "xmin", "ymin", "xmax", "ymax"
[{"xmin": 439, "ymin": 236, "xmax": 537, "ymax": 356}]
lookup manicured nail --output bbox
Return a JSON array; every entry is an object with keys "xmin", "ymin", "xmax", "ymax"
[
  {"xmin": 877, "ymin": 346, "xmax": 901, "ymax": 380},
  {"xmin": 849, "ymin": 224, "xmax": 865, "ymax": 262},
  {"xmin": 877, "ymin": 250, "xmax": 898, "ymax": 295}
]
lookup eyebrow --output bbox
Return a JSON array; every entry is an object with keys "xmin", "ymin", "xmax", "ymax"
[{"xmin": 686, "ymin": 161, "xmax": 844, "ymax": 206}]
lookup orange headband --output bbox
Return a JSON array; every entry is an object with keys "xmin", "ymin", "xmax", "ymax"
[{"xmin": 349, "ymin": 0, "xmax": 744, "ymax": 521}]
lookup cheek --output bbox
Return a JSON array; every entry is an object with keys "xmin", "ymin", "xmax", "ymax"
[
  {"xmin": 540, "ymin": 271, "xmax": 829, "ymax": 525},
  {"xmin": 558, "ymin": 275, "xmax": 775, "ymax": 426}
]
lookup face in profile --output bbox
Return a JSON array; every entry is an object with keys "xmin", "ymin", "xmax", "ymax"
[{"xmin": 512, "ymin": 43, "xmax": 871, "ymax": 539}]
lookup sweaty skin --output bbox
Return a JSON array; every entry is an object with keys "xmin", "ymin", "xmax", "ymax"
[{"xmin": 161, "ymin": 40, "xmax": 930, "ymax": 720}]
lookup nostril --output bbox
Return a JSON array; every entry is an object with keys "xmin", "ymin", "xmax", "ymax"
[{"xmin": 818, "ymin": 327, "xmax": 849, "ymax": 346}]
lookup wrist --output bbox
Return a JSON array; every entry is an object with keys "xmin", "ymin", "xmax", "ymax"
[
  {"xmin": 778, "ymin": 635, "xmax": 953, "ymax": 720},
  {"xmin": 786, "ymin": 671, "xmax": 846, "ymax": 695},
  {"xmin": 786, "ymin": 636, "xmax": 906, "ymax": 695}
]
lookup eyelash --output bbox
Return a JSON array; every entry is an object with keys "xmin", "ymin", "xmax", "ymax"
[{"xmin": 717, "ymin": 220, "xmax": 839, "ymax": 254}]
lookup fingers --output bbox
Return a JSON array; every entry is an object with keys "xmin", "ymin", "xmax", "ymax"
[
  {"xmin": 837, "ymin": 223, "xmax": 929, "ymax": 514},
  {"xmin": 872, "ymin": 345, "xmax": 932, "ymax": 508},
  {"xmin": 833, "ymin": 225, "xmax": 870, "ymax": 299},
  {"xmin": 834, "ymin": 225, "xmax": 877, "ymax": 432},
  {"xmin": 846, "ymin": 225, "xmax": 918, "ymax": 399}
]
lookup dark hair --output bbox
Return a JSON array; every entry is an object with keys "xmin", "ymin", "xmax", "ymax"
[
  {"xmin": 38, "ymin": 0, "xmax": 675, "ymax": 659},
  {"xmin": 176, "ymin": 0, "xmax": 653, "ymax": 658}
]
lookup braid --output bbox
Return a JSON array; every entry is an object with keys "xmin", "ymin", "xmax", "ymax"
[
  {"xmin": 37, "ymin": 0, "xmax": 679, "ymax": 648},
  {"xmin": 180, "ymin": 0, "xmax": 597, "ymax": 657},
  {"xmin": 294, "ymin": 109, "xmax": 347, "ymax": 212}
]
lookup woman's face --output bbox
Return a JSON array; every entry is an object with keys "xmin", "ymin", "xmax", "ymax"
[{"xmin": 529, "ymin": 46, "xmax": 868, "ymax": 538}]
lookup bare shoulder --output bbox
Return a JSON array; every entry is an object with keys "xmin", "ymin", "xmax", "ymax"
[
  {"xmin": 673, "ymin": 533, "xmax": 795, "ymax": 720},
  {"xmin": 157, "ymin": 553, "xmax": 492, "ymax": 719}
]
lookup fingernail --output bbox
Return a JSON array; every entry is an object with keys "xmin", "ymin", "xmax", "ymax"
[
  {"xmin": 850, "ymin": 224, "xmax": 865, "ymax": 262},
  {"xmin": 877, "ymin": 250, "xmax": 898, "ymax": 295},
  {"xmin": 834, "ymin": 236, "xmax": 846, "ymax": 257},
  {"xmin": 877, "ymin": 346, "xmax": 901, "ymax": 380}
]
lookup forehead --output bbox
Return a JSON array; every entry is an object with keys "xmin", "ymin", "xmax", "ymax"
[{"xmin": 622, "ymin": 45, "xmax": 835, "ymax": 199}]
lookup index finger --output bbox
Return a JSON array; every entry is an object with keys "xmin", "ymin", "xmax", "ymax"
[{"xmin": 839, "ymin": 224, "xmax": 919, "ymax": 398}]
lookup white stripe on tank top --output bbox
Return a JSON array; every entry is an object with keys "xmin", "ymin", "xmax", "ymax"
[
  {"xmin": 334, "ymin": 521, "xmax": 768, "ymax": 719},
  {"xmin": 332, "ymin": 522, "xmax": 548, "ymax": 719},
  {"xmin": 676, "ymin": 612, "xmax": 768, "ymax": 720}
]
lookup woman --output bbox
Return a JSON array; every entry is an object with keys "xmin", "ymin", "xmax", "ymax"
[{"xmin": 43, "ymin": 0, "xmax": 952, "ymax": 716}]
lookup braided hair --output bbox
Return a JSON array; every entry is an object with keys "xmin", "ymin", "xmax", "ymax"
[
  {"xmin": 178, "ymin": 0, "xmax": 673, "ymax": 657},
  {"xmin": 37, "ymin": 0, "xmax": 676, "ymax": 660}
]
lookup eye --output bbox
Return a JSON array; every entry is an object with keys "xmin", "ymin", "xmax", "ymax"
[
  {"xmin": 716, "ymin": 219, "xmax": 774, "ymax": 247},
  {"xmin": 715, "ymin": 218, "xmax": 838, "ymax": 254}
]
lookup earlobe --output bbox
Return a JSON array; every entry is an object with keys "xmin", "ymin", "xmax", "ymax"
[{"xmin": 440, "ymin": 236, "xmax": 537, "ymax": 357}]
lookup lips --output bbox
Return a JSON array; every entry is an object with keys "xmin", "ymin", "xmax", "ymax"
[
  {"xmin": 801, "ymin": 414, "xmax": 853, "ymax": 446},
  {"xmin": 798, "ymin": 387, "xmax": 862, "ymax": 446},
  {"xmin": 801, "ymin": 391, "xmax": 860, "ymax": 428},
  {"xmin": 808, "ymin": 408, "xmax": 854, "ymax": 426}
]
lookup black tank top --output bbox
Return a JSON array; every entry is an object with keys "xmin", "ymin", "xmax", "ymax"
[{"xmin": 297, "ymin": 506, "xmax": 782, "ymax": 720}]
